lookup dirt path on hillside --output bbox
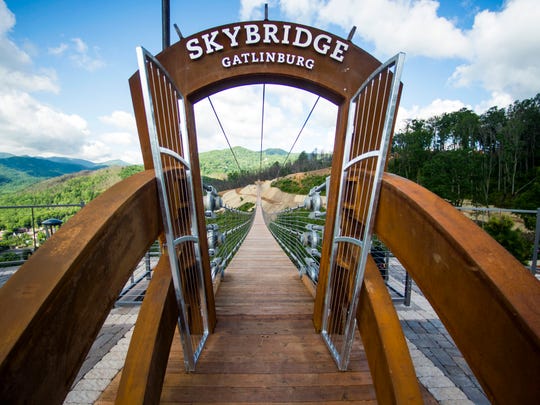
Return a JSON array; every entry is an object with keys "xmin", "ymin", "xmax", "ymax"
[
  {"xmin": 220, "ymin": 169, "xmax": 330, "ymax": 212},
  {"xmin": 220, "ymin": 181, "xmax": 305, "ymax": 212}
]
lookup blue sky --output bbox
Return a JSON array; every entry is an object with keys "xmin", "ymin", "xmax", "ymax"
[{"xmin": 1, "ymin": 0, "xmax": 539, "ymax": 164}]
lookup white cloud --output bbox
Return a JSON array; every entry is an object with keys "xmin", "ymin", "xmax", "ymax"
[
  {"xmin": 69, "ymin": 37, "xmax": 105, "ymax": 71},
  {"xmin": 95, "ymin": 111, "xmax": 140, "ymax": 163},
  {"xmin": 396, "ymin": 98, "xmax": 469, "ymax": 131},
  {"xmin": 194, "ymin": 84, "xmax": 337, "ymax": 155},
  {"xmin": 0, "ymin": 0, "xmax": 32, "ymax": 69},
  {"xmin": 474, "ymin": 91, "xmax": 514, "ymax": 113},
  {"xmin": 48, "ymin": 37, "xmax": 105, "ymax": 71},
  {"xmin": 0, "ymin": 1, "xmax": 110, "ymax": 162},
  {"xmin": 48, "ymin": 43, "xmax": 68, "ymax": 56},
  {"xmin": 273, "ymin": 0, "xmax": 470, "ymax": 58},
  {"xmin": 248, "ymin": 0, "xmax": 539, "ymax": 114},
  {"xmin": 0, "ymin": 65, "xmax": 58, "ymax": 93},
  {"xmin": 82, "ymin": 131, "xmax": 142, "ymax": 164},
  {"xmin": 99, "ymin": 110, "xmax": 136, "ymax": 132},
  {"xmin": 0, "ymin": 1, "xmax": 83, "ymax": 158},
  {"xmin": 0, "ymin": 2, "xmax": 58, "ymax": 94},
  {"xmin": 279, "ymin": 0, "xmax": 326, "ymax": 25},
  {"xmin": 450, "ymin": 0, "xmax": 540, "ymax": 101},
  {"xmin": 239, "ymin": 0, "xmax": 275, "ymax": 20},
  {"xmin": 0, "ymin": 90, "xmax": 91, "ymax": 156}
]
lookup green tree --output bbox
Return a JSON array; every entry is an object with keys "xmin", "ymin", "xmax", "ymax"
[
  {"xmin": 483, "ymin": 215, "xmax": 531, "ymax": 264},
  {"xmin": 389, "ymin": 119, "xmax": 434, "ymax": 181},
  {"xmin": 477, "ymin": 107, "xmax": 507, "ymax": 205},
  {"xmin": 418, "ymin": 149, "xmax": 480, "ymax": 206}
]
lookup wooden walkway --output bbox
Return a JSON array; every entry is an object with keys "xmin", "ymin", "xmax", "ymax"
[{"xmin": 98, "ymin": 206, "xmax": 434, "ymax": 403}]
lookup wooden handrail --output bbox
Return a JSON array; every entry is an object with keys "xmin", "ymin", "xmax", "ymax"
[
  {"xmin": 375, "ymin": 173, "xmax": 540, "ymax": 404},
  {"xmin": 357, "ymin": 258, "xmax": 423, "ymax": 404},
  {"xmin": 0, "ymin": 170, "xmax": 161, "ymax": 404},
  {"xmin": 115, "ymin": 255, "xmax": 178, "ymax": 404}
]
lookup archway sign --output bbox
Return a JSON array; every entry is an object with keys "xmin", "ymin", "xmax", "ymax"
[{"xmin": 131, "ymin": 19, "xmax": 404, "ymax": 371}]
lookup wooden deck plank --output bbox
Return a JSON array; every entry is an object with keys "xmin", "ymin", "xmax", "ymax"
[{"xmin": 155, "ymin": 207, "xmax": 377, "ymax": 403}]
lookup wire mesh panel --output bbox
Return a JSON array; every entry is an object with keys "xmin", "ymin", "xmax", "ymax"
[
  {"xmin": 137, "ymin": 46, "xmax": 209, "ymax": 371},
  {"xmin": 322, "ymin": 53, "xmax": 404, "ymax": 370},
  {"xmin": 202, "ymin": 184, "xmax": 256, "ymax": 280},
  {"xmin": 262, "ymin": 179, "xmax": 327, "ymax": 284}
]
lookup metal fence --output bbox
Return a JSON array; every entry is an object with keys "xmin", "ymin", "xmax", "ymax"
[
  {"xmin": 262, "ymin": 178, "xmax": 413, "ymax": 304},
  {"xmin": 262, "ymin": 181, "xmax": 326, "ymax": 283},
  {"xmin": 203, "ymin": 184, "xmax": 256, "ymax": 280},
  {"xmin": 456, "ymin": 206, "xmax": 539, "ymax": 275},
  {"xmin": 117, "ymin": 183, "xmax": 256, "ymax": 304},
  {"xmin": 0, "ymin": 186, "xmax": 256, "ymax": 304},
  {"xmin": 116, "ymin": 242, "xmax": 161, "ymax": 305}
]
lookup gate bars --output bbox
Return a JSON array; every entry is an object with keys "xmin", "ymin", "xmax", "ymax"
[
  {"xmin": 137, "ymin": 46, "xmax": 209, "ymax": 371},
  {"xmin": 321, "ymin": 53, "xmax": 404, "ymax": 370}
]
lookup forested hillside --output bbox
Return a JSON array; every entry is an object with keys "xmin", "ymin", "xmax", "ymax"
[
  {"xmin": 0, "ymin": 155, "xmax": 115, "ymax": 194},
  {"xmin": 199, "ymin": 146, "xmax": 296, "ymax": 178},
  {"xmin": 388, "ymin": 93, "xmax": 540, "ymax": 211},
  {"xmin": 202, "ymin": 149, "xmax": 332, "ymax": 190},
  {"xmin": 0, "ymin": 166, "xmax": 140, "ymax": 231}
]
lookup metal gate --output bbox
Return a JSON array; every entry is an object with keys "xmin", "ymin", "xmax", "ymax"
[
  {"xmin": 321, "ymin": 53, "xmax": 405, "ymax": 370},
  {"xmin": 137, "ymin": 46, "xmax": 209, "ymax": 371}
]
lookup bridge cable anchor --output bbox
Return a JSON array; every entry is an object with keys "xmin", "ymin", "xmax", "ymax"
[
  {"xmin": 174, "ymin": 23, "xmax": 183, "ymax": 41},
  {"xmin": 347, "ymin": 26, "xmax": 357, "ymax": 42}
]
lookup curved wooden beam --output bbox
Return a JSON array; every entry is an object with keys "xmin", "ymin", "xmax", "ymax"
[
  {"xmin": 375, "ymin": 173, "xmax": 540, "ymax": 404},
  {"xmin": 357, "ymin": 258, "xmax": 423, "ymax": 404},
  {"xmin": 0, "ymin": 170, "xmax": 161, "ymax": 404},
  {"xmin": 115, "ymin": 256, "xmax": 178, "ymax": 405}
]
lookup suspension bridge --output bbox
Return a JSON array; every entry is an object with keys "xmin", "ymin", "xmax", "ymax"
[
  {"xmin": 0, "ymin": 13, "xmax": 539, "ymax": 405},
  {"xmin": 97, "ymin": 195, "xmax": 438, "ymax": 403}
]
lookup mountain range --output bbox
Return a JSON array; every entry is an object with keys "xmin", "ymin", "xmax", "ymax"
[
  {"xmin": 0, "ymin": 147, "xmax": 296, "ymax": 194},
  {"xmin": 199, "ymin": 146, "xmax": 294, "ymax": 178},
  {"xmin": 0, "ymin": 154, "xmax": 130, "ymax": 194}
]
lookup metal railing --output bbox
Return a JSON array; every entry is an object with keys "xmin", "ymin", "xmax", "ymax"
[
  {"xmin": 371, "ymin": 237, "xmax": 412, "ymax": 305},
  {"xmin": 117, "ymin": 242, "xmax": 161, "ymax": 305},
  {"xmin": 262, "ymin": 180, "xmax": 327, "ymax": 283},
  {"xmin": 115, "ymin": 183, "xmax": 256, "ymax": 304},
  {"xmin": 203, "ymin": 184, "xmax": 255, "ymax": 280},
  {"xmin": 262, "ymin": 179, "xmax": 413, "ymax": 305},
  {"xmin": 456, "ymin": 206, "xmax": 539, "ymax": 275},
  {"xmin": 0, "ymin": 202, "xmax": 85, "ymax": 256}
]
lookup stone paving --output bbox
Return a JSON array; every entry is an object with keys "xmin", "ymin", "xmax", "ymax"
[
  {"xmin": 388, "ymin": 261, "xmax": 490, "ymax": 404},
  {"xmin": 63, "ymin": 306, "xmax": 139, "ymax": 405},
  {"xmin": 0, "ymin": 265, "xmax": 19, "ymax": 287}
]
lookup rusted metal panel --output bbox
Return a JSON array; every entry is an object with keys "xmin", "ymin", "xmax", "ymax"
[
  {"xmin": 154, "ymin": 21, "xmax": 381, "ymax": 103},
  {"xmin": 130, "ymin": 73, "xmax": 153, "ymax": 170},
  {"xmin": 318, "ymin": 54, "xmax": 404, "ymax": 370},
  {"xmin": 184, "ymin": 103, "xmax": 217, "ymax": 331},
  {"xmin": 115, "ymin": 256, "xmax": 178, "ymax": 405},
  {"xmin": 375, "ymin": 173, "xmax": 540, "ymax": 404},
  {"xmin": 0, "ymin": 170, "xmax": 161, "ymax": 404},
  {"xmin": 313, "ymin": 102, "xmax": 351, "ymax": 331}
]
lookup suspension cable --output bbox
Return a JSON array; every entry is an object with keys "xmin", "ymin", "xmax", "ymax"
[
  {"xmin": 278, "ymin": 95, "xmax": 321, "ymax": 177},
  {"xmin": 259, "ymin": 83, "xmax": 266, "ymax": 176},
  {"xmin": 208, "ymin": 96, "xmax": 243, "ymax": 173}
]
